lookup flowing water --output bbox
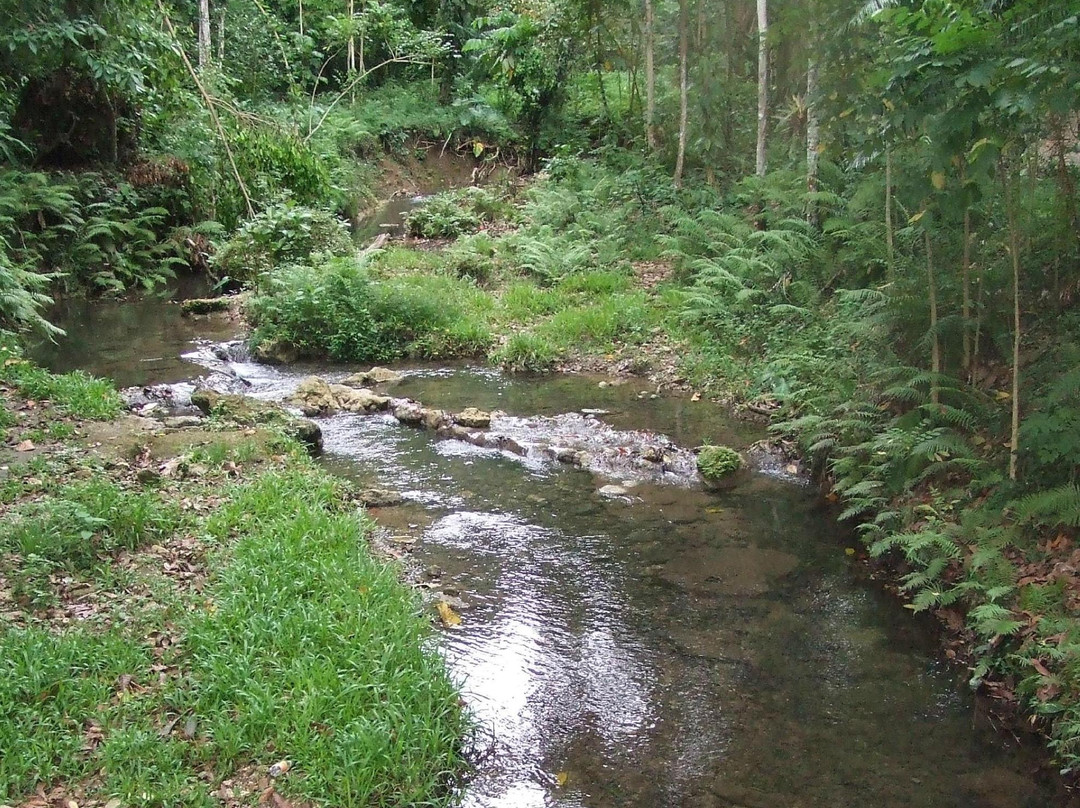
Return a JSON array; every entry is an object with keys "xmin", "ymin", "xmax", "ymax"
[{"xmin": 34, "ymin": 294, "xmax": 1063, "ymax": 808}]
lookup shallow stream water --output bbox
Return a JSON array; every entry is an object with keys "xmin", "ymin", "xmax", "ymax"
[{"xmin": 34, "ymin": 293, "xmax": 1062, "ymax": 808}]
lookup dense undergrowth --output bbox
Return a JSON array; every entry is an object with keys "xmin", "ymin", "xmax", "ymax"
[{"xmin": 0, "ymin": 348, "xmax": 468, "ymax": 806}]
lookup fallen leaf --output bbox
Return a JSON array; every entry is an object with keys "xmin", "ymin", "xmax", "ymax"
[
  {"xmin": 845, "ymin": 548, "xmax": 856, "ymax": 556},
  {"xmin": 555, "ymin": 771, "xmax": 569, "ymax": 787},
  {"xmin": 15, "ymin": 439, "xmax": 34, "ymax": 452},
  {"xmin": 690, "ymin": 392, "xmax": 701, "ymax": 402},
  {"xmin": 436, "ymin": 601, "xmax": 462, "ymax": 627}
]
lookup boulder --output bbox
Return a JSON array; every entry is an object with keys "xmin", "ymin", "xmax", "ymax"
[
  {"xmin": 252, "ymin": 338, "xmax": 299, "ymax": 366},
  {"xmin": 328, "ymin": 384, "xmax": 390, "ymax": 413},
  {"xmin": 393, "ymin": 401, "xmax": 425, "ymax": 425},
  {"xmin": 421, "ymin": 408, "xmax": 449, "ymax": 430},
  {"xmin": 454, "ymin": 407, "xmax": 491, "ymax": 429},
  {"xmin": 357, "ymin": 488, "xmax": 405, "ymax": 508},
  {"xmin": 290, "ymin": 376, "xmax": 336, "ymax": 415},
  {"xmin": 342, "ymin": 366, "xmax": 404, "ymax": 387},
  {"xmin": 291, "ymin": 419, "xmax": 323, "ymax": 455}
]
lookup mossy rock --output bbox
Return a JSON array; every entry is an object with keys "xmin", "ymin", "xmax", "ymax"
[
  {"xmin": 189, "ymin": 389, "xmax": 321, "ymax": 454},
  {"xmin": 180, "ymin": 297, "xmax": 231, "ymax": 316},
  {"xmin": 697, "ymin": 445, "xmax": 746, "ymax": 490}
]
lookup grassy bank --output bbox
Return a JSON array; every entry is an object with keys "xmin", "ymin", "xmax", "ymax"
[
  {"xmin": 242, "ymin": 155, "xmax": 1080, "ymax": 776},
  {"xmin": 0, "ymin": 345, "xmax": 468, "ymax": 807}
]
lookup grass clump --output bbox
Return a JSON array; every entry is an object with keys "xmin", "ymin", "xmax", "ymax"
[
  {"xmin": 175, "ymin": 467, "xmax": 468, "ymax": 805},
  {"xmin": 696, "ymin": 445, "xmax": 744, "ymax": 483},
  {"xmin": 492, "ymin": 332, "xmax": 560, "ymax": 372},
  {"xmin": 249, "ymin": 254, "xmax": 494, "ymax": 362},
  {"xmin": 0, "ymin": 347, "xmax": 121, "ymax": 420},
  {"xmin": 1, "ymin": 479, "xmax": 184, "ymax": 609}
]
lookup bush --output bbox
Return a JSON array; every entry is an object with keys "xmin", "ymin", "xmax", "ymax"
[
  {"xmin": 248, "ymin": 254, "xmax": 493, "ymax": 362},
  {"xmin": 212, "ymin": 202, "xmax": 353, "ymax": 287},
  {"xmin": 696, "ymin": 445, "xmax": 744, "ymax": 483},
  {"xmin": 491, "ymin": 332, "xmax": 559, "ymax": 372},
  {"xmin": 405, "ymin": 187, "xmax": 510, "ymax": 239}
]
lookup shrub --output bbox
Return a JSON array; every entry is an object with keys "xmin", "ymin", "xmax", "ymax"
[
  {"xmin": 697, "ymin": 445, "xmax": 744, "ymax": 483},
  {"xmin": 404, "ymin": 187, "xmax": 510, "ymax": 239},
  {"xmin": 491, "ymin": 332, "xmax": 559, "ymax": 372},
  {"xmin": 212, "ymin": 202, "xmax": 352, "ymax": 287}
]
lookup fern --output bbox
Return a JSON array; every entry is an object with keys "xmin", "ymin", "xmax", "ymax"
[{"xmin": 1012, "ymin": 484, "xmax": 1080, "ymax": 528}]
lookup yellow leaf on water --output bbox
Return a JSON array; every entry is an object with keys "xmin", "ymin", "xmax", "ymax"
[
  {"xmin": 555, "ymin": 771, "xmax": 569, "ymax": 787},
  {"xmin": 705, "ymin": 507, "xmax": 724, "ymax": 514},
  {"xmin": 436, "ymin": 601, "xmax": 462, "ymax": 627},
  {"xmin": 845, "ymin": 547, "xmax": 856, "ymax": 556}
]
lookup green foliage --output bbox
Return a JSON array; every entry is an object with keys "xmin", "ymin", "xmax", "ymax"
[
  {"xmin": 0, "ymin": 351, "xmax": 122, "ymax": 420},
  {"xmin": 0, "ymin": 479, "xmax": 182, "ymax": 571},
  {"xmin": 491, "ymin": 331, "xmax": 559, "ymax": 373},
  {"xmin": 248, "ymin": 253, "xmax": 492, "ymax": 362},
  {"xmin": 212, "ymin": 202, "xmax": 352, "ymax": 287},
  {"xmin": 405, "ymin": 187, "xmax": 510, "ymax": 239},
  {"xmin": 696, "ymin": 446, "xmax": 743, "ymax": 482}
]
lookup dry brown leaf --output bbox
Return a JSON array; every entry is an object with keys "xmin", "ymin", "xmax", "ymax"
[{"xmin": 15, "ymin": 439, "xmax": 34, "ymax": 452}]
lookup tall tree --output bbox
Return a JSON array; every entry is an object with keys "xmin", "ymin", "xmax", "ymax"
[
  {"xmin": 674, "ymin": 0, "xmax": 689, "ymax": 185},
  {"xmin": 805, "ymin": 1, "xmax": 820, "ymax": 224},
  {"xmin": 755, "ymin": 0, "xmax": 768, "ymax": 176},
  {"xmin": 198, "ymin": 0, "xmax": 212, "ymax": 69},
  {"xmin": 644, "ymin": 0, "xmax": 656, "ymax": 150}
]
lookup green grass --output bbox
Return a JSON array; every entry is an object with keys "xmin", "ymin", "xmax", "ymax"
[
  {"xmin": 0, "ymin": 349, "xmax": 122, "ymax": 420},
  {"xmin": 1, "ymin": 479, "xmax": 184, "ymax": 570},
  {"xmin": 0, "ymin": 462, "xmax": 468, "ymax": 806}
]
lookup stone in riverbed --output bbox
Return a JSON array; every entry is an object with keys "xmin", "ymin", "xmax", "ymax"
[
  {"xmin": 290, "ymin": 376, "xmax": 337, "ymax": 415},
  {"xmin": 342, "ymin": 366, "xmax": 404, "ymax": 387},
  {"xmin": 328, "ymin": 384, "xmax": 390, "ymax": 413},
  {"xmin": 421, "ymin": 408, "xmax": 449, "ymax": 430},
  {"xmin": 252, "ymin": 338, "xmax": 299, "ymax": 366},
  {"xmin": 357, "ymin": 487, "xmax": 405, "ymax": 507},
  {"xmin": 598, "ymin": 484, "xmax": 631, "ymax": 498},
  {"xmin": 163, "ymin": 415, "xmax": 204, "ymax": 429},
  {"xmin": 393, "ymin": 401, "xmax": 425, "ymax": 425},
  {"xmin": 454, "ymin": 407, "xmax": 491, "ymax": 429}
]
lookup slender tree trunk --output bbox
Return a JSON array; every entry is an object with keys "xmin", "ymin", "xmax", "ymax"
[
  {"xmin": 925, "ymin": 227, "xmax": 940, "ymax": 405},
  {"xmin": 299, "ymin": 0, "xmax": 304, "ymax": 37},
  {"xmin": 885, "ymin": 148, "xmax": 894, "ymax": 280},
  {"xmin": 198, "ymin": 0, "xmax": 212, "ymax": 69},
  {"xmin": 674, "ymin": 0, "xmax": 689, "ymax": 186},
  {"xmin": 216, "ymin": 8, "xmax": 225, "ymax": 62},
  {"xmin": 1004, "ymin": 166, "xmax": 1022, "ymax": 481},
  {"xmin": 644, "ymin": 0, "xmax": 656, "ymax": 150},
  {"xmin": 594, "ymin": 10, "xmax": 611, "ymax": 122},
  {"xmin": 960, "ymin": 161, "xmax": 972, "ymax": 376},
  {"xmin": 347, "ymin": 0, "xmax": 356, "ymax": 75},
  {"xmin": 755, "ymin": 0, "xmax": 768, "ymax": 176},
  {"xmin": 805, "ymin": 56, "xmax": 820, "ymax": 224}
]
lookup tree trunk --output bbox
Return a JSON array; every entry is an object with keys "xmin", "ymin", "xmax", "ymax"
[
  {"xmin": 925, "ymin": 227, "xmax": 940, "ymax": 405},
  {"xmin": 885, "ymin": 148, "xmax": 894, "ymax": 280},
  {"xmin": 644, "ymin": 0, "xmax": 656, "ymax": 150},
  {"xmin": 961, "ymin": 160, "xmax": 972, "ymax": 376},
  {"xmin": 347, "ymin": 0, "xmax": 356, "ymax": 74},
  {"xmin": 1004, "ymin": 166, "xmax": 1022, "ymax": 481},
  {"xmin": 198, "ymin": 0, "xmax": 212, "ymax": 69},
  {"xmin": 805, "ymin": 55, "xmax": 820, "ymax": 225},
  {"xmin": 674, "ymin": 0, "xmax": 689, "ymax": 186},
  {"xmin": 755, "ymin": 0, "xmax": 768, "ymax": 177},
  {"xmin": 216, "ymin": 8, "xmax": 225, "ymax": 62},
  {"xmin": 299, "ymin": 0, "xmax": 304, "ymax": 38}
]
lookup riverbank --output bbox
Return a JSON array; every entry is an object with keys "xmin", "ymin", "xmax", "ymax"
[
  {"xmin": 0, "ymin": 343, "xmax": 469, "ymax": 807},
  {"xmin": 240, "ymin": 157, "xmax": 1080, "ymax": 787}
]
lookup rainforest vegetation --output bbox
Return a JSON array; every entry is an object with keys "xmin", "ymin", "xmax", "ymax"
[{"xmin": 2, "ymin": 0, "xmax": 1080, "ymax": 800}]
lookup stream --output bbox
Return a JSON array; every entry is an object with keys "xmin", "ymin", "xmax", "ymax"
[{"xmin": 33, "ymin": 290, "xmax": 1061, "ymax": 808}]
